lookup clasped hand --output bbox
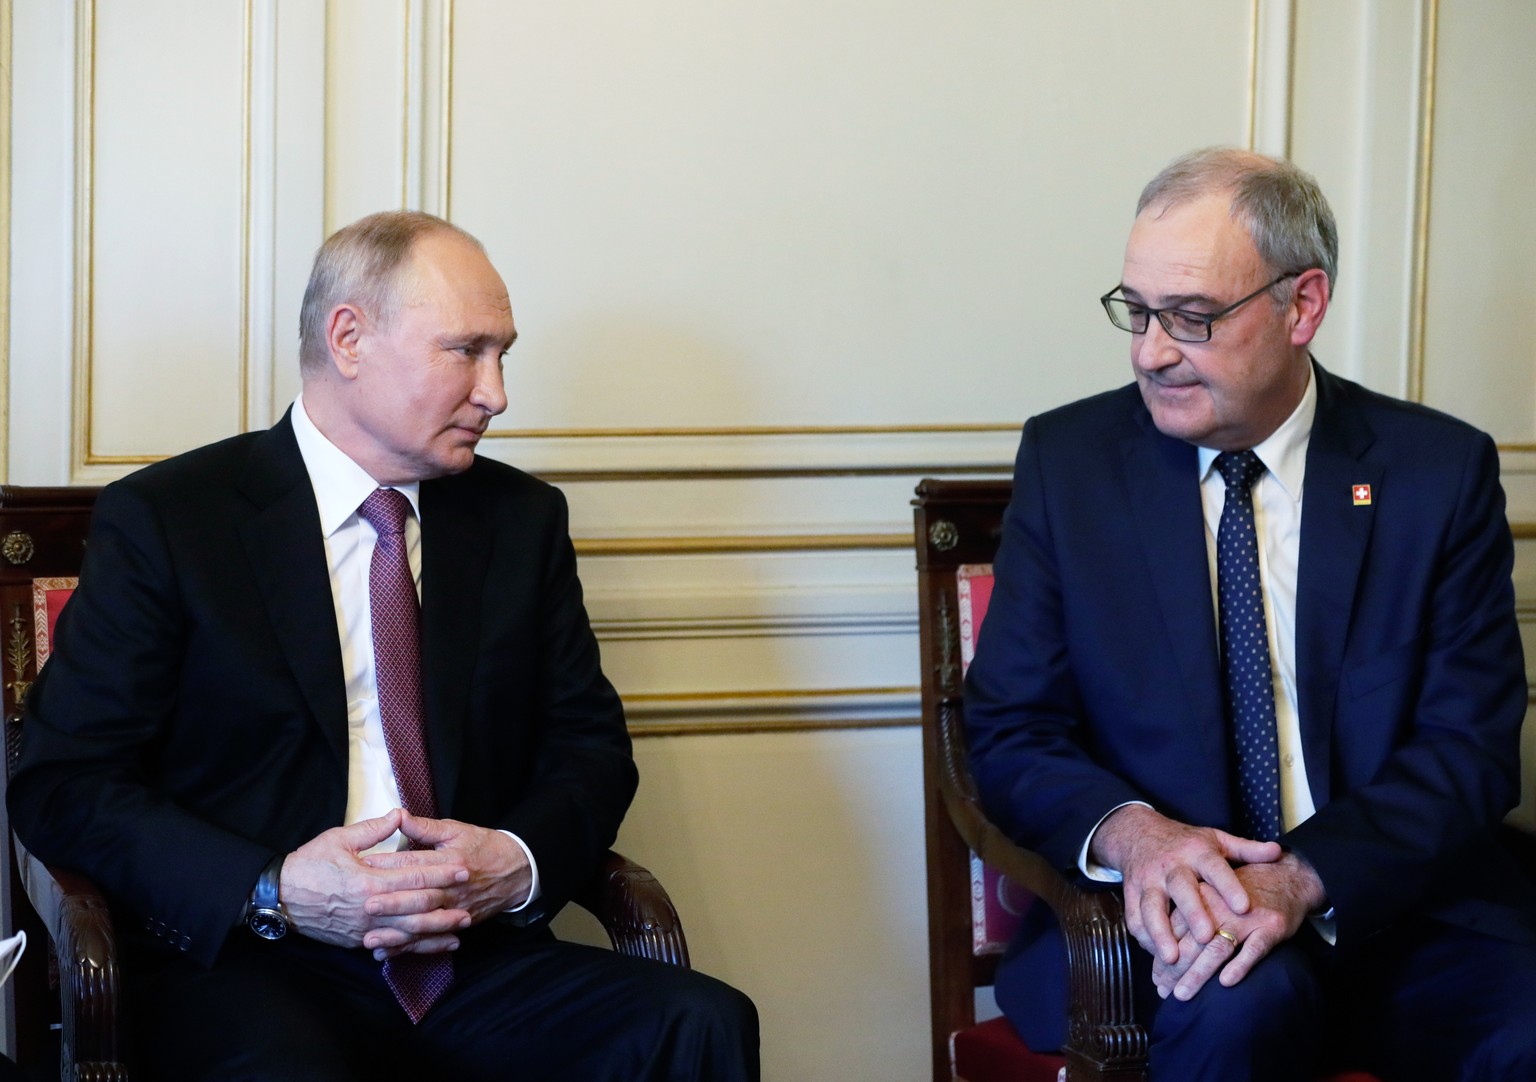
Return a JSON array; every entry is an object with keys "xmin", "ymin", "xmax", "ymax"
[
  {"xmin": 279, "ymin": 808, "xmax": 532, "ymax": 960},
  {"xmin": 1092, "ymin": 805, "xmax": 1325, "ymax": 1002}
]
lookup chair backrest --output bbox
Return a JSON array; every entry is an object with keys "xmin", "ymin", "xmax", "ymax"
[
  {"xmin": 0, "ymin": 486, "xmax": 100, "ymax": 1064},
  {"xmin": 914, "ymin": 478, "xmax": 1016, "ymax": 1081}
]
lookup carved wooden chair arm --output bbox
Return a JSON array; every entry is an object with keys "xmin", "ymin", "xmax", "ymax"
[
  {"xmin": 936, "ymin": 700, "xmax": 1148, "ymax": 1079},
  {"xmin": 572, "ymin": 850, "xmax": 692, "ymax": 969},
  {"xmin": 15, "ymin": 846, "xmax": 130, "ymax": 1081}
]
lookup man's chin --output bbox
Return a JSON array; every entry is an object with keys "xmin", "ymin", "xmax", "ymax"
[
  {"xmin": 420, "ymin": 445, "xmax": 479, "ymax": 479},
  {"xmin": 1142, "ymin": 397, "xmax": 1214, "ymax": 445}
]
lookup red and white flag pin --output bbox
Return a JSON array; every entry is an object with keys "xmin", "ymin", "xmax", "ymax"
[{"xmin": 1352, "ymin": 483, "xmax": 1372, "ymax": 506}]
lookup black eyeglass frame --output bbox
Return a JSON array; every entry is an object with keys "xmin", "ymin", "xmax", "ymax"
[{"xmin": 1100, "ymin": 272, "xmax": 1301, "ymax": 343}]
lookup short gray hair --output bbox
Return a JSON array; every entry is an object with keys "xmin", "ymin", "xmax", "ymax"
[
  {"xmin": 1137, "ymin": 147, "xmax": 1338, "ymax": 296},
  {"xmin": 297, "ymin": 210, "xmax": 484, "ymax": 373}
]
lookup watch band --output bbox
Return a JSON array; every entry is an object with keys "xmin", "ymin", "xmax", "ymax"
[{"xmin": 246, "ymin": 853, "xmax": 289, "ymax": 941}]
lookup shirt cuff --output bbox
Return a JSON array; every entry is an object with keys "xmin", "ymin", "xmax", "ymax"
[
  {"xmin": 498, "ymin": 830, "xmax": 542, "ymax": 912},
  {"xmin": 1077, "ymin": 800, "xmax": 1153, "ymax": 882}
]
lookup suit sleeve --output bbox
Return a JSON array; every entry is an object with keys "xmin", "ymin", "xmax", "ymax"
[
  {"xmin": 964, "ymin": 416, "xmax": 1149, "ymax": 870},
  {"xmin": 1284, "ymin": 432, "xmax": 1528, "ymax": 940},
  {"xmin": 6, "ymin": 482, "xmax": 272, "ymax": 966},
  {"xmin": 495, "ymin": 487, "xmax": 637, "ymax": 918}
]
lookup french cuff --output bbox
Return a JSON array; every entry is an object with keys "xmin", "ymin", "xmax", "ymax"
[
  {"xmin": 1077, "ymin": 799, "xmax": 1154, "ymax": 882},
  {"xmin": 498, "ymin": 829, "xmax": 542, "ymax": 913}
]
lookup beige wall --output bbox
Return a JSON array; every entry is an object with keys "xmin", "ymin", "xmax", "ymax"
[{"xmin": 4, "ymin": 1, "xmax": 1534, "ymax": 1076}]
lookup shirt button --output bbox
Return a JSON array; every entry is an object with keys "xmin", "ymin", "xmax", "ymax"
[{"xmin": 1283, "ymin": 754, "xmax": 1295, "ymax": 767}]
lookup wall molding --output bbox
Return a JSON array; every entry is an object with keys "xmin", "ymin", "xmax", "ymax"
[
  {"xmin": 624, "ymin": 685, "xmax": 918, "ymax": 736},
  {"xmin": 1249, "ymin": 0, "xmax": 1297, "ymax": 157},
  {"xmin": 0, "ymin": 0, "xmax": 12, "ymax": 482},
  {"xmin": 593, "ymin": 608, "xmax": 912, "ymax": 642},
  {"xmin": 1406, "ymin": 0, "xmax": 1440, "ymax": 404},
  {"xmin": 630, "ymin": 716, "xmax": 916, "ymax": 738},
  {"xmin": 73, "ymin": 0, "xmax": 257, "ymax": 470}
]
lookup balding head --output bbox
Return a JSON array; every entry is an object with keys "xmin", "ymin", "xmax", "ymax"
[{"xmin": 297, "ymin": 210, "xmax": 486, "ymax": 376}]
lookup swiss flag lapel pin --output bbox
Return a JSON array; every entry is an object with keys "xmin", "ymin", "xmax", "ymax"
[{"xmin": 1352, "ymin": 483, "xmax": 1372, "ymax": 506}]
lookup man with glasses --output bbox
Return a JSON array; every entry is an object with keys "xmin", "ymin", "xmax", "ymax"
[{"xmin": 966, "ymin": 148, "xmax": 1536, "ymax": 1080}]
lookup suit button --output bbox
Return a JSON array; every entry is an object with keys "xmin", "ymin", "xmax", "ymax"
[{"xmin": 177, "ymin": 936, "xmax": 191, "ymax": 951}]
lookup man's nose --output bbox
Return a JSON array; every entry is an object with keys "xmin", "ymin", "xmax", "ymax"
[
  {"xmin": 471, "ymin": 356, "xmax": 508, "ymax": 416},
  {"xmin": 1133, "ymin": 317, "xmax": 1183, "ymax": 371}
]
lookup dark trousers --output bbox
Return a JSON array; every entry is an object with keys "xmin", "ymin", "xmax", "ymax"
[
  {"xmin": 1143, "ymin": 918, "xmax": 1536, "ymax": 1081},
  {"xmin": 125, "ymin": 923, "xmax": 758, "ymax": 1082}
]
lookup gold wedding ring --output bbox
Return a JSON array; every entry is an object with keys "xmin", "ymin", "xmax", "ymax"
[{"xmin": 1215, "ymin": 928, "xmax": 1238, "ymax": 947}]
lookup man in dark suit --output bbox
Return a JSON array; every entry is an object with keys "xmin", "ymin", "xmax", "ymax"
[
  {"xmin": 966, "ymin": 148, "xmax": 1536, "ymax": 1080},
  {"xmin": 7, "ymin": 211, "xmax": 758, "ymax": 1080}
]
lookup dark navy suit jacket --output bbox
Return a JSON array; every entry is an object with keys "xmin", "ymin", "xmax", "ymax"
[
  {"xmin": 8, "ymin": 412, "xmax": 637, "ymax": 970},
  {"xmin": 965, "ymin": 363, "xmax": 1536, "ymax": 1047}
]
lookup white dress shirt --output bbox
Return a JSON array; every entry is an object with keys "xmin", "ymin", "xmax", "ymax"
[{"xmin": 291, "ymin": 396, "xmax": 539, "ymax": 909}]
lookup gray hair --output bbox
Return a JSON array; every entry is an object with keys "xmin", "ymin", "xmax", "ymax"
[
  {"xmin": 297, "ymin": 210, "xmax": 484, "ymax": 373},
  {"xmin": 1137, "ymin": 147, "xmax": 1338, "ymax": 297}
]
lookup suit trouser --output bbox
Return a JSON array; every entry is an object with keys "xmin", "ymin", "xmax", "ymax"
[
  {"xmin": 125, "ymin": 922, "xmax": 759, "ymax": 1082},
  {"xmin": 1144, "ymin": 917, "xmax": 1536, "ymax": 1082}
]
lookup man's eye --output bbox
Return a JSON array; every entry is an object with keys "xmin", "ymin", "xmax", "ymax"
[
  {"xmin": 1124, "ymin": 303, "xmax": 1149, "ymax": 319},
  {"xmin": 1169, "ymin": 310, "xmax": 1209, "ymax": 335}
]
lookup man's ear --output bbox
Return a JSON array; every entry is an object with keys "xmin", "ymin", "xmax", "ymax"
[
  {"xmin": 325, "ymin": 304, "xmax": 365, "ymax": 380},
  {"xmin": 1288, "ymin": 268, "xmax": 1330, "ymax": 347}
]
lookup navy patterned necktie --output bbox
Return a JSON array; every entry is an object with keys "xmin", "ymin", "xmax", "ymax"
[
  {"xmin": 356, "ymin": 488, "xmax": 453, "ymax": 1023},
  {"xmin": 1214, "ymin": 451, "xmax": 1283, "ymax": 842}
]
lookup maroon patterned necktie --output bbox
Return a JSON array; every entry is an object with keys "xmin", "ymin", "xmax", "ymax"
[{"xmin": 357, "ymin": 488, "xmax": 453, "ymax": 1023}]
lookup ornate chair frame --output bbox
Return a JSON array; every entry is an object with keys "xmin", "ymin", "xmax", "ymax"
[{"xmin": 915, "ymin": 478, "xmax": 1147, "ymax": 1082}]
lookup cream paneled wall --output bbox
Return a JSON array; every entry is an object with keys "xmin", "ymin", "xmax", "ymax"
[{"xmin": 4, "ymin": 2, "xmax": 1535, "ymax": 1077}]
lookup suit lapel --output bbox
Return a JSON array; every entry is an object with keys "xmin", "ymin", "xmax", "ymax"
[
  {"xmin": 418, "ymin": 475, "xmax": 491, "ymax": 816},
  {"xmin": 1121, "ymin": 418, "xmax": 1228, "ymax": 763},
  {"xmin": 236, "ymin": 414, "xmax": 350, "ymax": 773},
  {"xmin": 1295, "ymin": 365, "xmax": 1379, "ymax": 808}
]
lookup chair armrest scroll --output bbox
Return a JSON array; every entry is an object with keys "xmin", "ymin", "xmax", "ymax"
[
  {"xmin": 16, "ymin": 847, "xmax": 130, "ymax": 1080},
  {"xmin": 572, "ymin": 850, "xmax": 692, "ymax": 969},
  {"xmin": 937, "ymin": 700, "xmax": 1147, "ymax": 1079}
]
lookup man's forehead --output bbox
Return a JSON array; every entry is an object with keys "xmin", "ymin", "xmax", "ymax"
[
  {"xmin": 1121, "ymin": 193, "xmax": 1259, "ymax": 297},
  {"xmin": 400, "ymin": 235, "xmax": 511, "ymax": 311}
]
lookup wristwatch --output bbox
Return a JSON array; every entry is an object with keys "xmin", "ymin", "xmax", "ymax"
[{"xmin": 245, "ymin": 853, "xmax": 289, "ymax": 941}]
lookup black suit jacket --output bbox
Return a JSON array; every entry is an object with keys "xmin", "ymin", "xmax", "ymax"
[
  {"xmin": 8, "ymin": 413, "xmax": 637, "ymax": 968},
  {"xmin": 965, "ymin": 364, "xmax": 1536, "ymax": 1042}
]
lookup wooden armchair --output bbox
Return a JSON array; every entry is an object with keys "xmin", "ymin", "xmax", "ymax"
[
  {"xmin": 0, "ymin": 485, "xmax": 689, "ymax": 1079},
  {"xmin": 915, "ymin": 479, "xmax": 1144, "ymax": 1082},
  {"xmin": 914, "ymin": 479, "xmax": 1383, "ymax": 1082}
]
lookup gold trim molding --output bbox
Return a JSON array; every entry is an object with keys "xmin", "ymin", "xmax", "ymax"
[
  {"xmin": 624, "ymin": 685, "xmax": 920, "ymax": 737},
  {"xmin": 575, "ymin": 532, "xmax": 912, "ymax": 556},
  {"xmin": 486, "ymin": 422, "xmax": 1021, "ymax": 441},
  {"xmin": 1245, "ymin": 0, "xmax": 1259, "ymax": 148},
  {"xmin": 75, "ymin": 0, "xmax": 257, "ymax": 468},
  {"xmin": 1406, "ymin": 0, "xmax": 1440, "ymax": 404},
  {"xmin": 72, "ymin": 0, "xmax": 95, "ymax": 473},
  {"xmin": 624, "ymin": 685, "xmax": 917, "ymax": 705},
  {"xmin": 630, "ymin": 716, "xmax": 916, "ymax": 738},
  {"xmin": 0, "ymin": 0, "xmax": 12, "ymax": 482}
]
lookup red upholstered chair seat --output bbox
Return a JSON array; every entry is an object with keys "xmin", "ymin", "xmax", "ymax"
[{"xmin": 951, "ymin": 1017, "xmax": 1063, "ymax": 1082}]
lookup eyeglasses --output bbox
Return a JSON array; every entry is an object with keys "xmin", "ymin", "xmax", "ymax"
[{"xmin": 1100, "ymin": 273, "xmax": 1299, "ymax": 343}]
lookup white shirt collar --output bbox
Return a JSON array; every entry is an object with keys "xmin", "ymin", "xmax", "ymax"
[
  {"xmin": 1196, "ymin": 362, "xmax": 1316, "ymax": 504},
  {"xmin": 290, "ymin": 394, "xmax": 421, "ymax": 536}
]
